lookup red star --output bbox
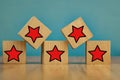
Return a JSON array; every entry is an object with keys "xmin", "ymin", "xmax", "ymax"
[
  {"xmin": 88, "ymin": 45, "xmax": 107, "ymax": 62},
  {"xmin": 68, "ymin": 26, "xmax": 86, "ymax": 43},
  {"xmin": 4, "ymin": 45, "xmax": 23, "ymax": 62},
  {"xmin": 46, "ymin": 45, "xmax": 64, "ymax": 62},
  {"xmin": 25, "ymin": 26, "xmax": 43, "ymax": 43}
]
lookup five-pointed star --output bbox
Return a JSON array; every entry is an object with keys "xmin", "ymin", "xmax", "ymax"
[
  {"xmin": 68, "ymin": 25, "xmax": 86, "ymax": 43},
  {"xmin": 46, "ymin": 45, "xmax": 64, "ymax": 62},
  {"xmin": 88, "ymin": 45, "xmax": 107, "ymax": 62},
  {"xmin": 4, "ymin": 45, "xmax": 23, "ymax": 62},
  {"xmin": 25, "ymin": 26, "xmax": 43, "ymax": 43}
]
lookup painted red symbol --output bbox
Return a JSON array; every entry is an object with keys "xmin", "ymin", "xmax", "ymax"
[
  {"xmin": 88, "ymin": 45, "xmax": 107, "ymax": 62},
  {"xmin": 68, "ymin": 26, "xmax": 86, "ymax": 43},
  {"xmin": 46, "ymin": 45, "xmax": 64, "ymax": 62},
  {"xmin": 25, "ymin": 26, "xmax": 43, "ymax": 43},
  {"xmin": 4, "ymin": 45, "xmax": 23, "ymax": 62}
]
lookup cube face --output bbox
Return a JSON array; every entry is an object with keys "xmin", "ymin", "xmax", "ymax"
[
  {"xmin": 86, "ymin": 41, "xmax": 111, "ymax": 65},
  {"xmin": 61, "ymin": 17, "xmax": 93, "ymax": 48},
  {"xmin": 41, "ymin": 41, "xmax": 68, "ymax": 64},
  {"xmin": 18, "ymin": 16, "xmax": 51, "ymax": 49},
  {"xmin": 2, "ymin": 41, "xmax": 26, "ymax": 63}
]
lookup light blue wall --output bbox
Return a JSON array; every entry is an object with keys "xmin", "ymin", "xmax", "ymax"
[{"xmin": 0, "ymin": 0, "xmax": 120, "ymax": 56}]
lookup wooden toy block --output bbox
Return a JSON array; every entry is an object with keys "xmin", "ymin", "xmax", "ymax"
[
  {"xmin": 61, "ymin": 17, "xmax": 93, "ymax": 48},
  {"xmin": 2, "ymin": 41, "xmax": 26, "ymax": 63},
  {"xmin": 86, "ymin": 40, "xmax": 111, "ymax": 65},
  {"xmin": 18, "ymin": 16, "xmax": 51, "ymax": 49},
  {"xmin": 41, "ymin": 41, "xmax": 68, "ymax": 64}
]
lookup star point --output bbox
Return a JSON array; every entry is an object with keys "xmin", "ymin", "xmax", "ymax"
[
  {"xmin": 68, "ymin": 25, "xmax": 86, "ymax": 43},
  {"xmin": 88, "ymin": 45, "xmax": 107, "ymax": 62},
  {"xmin": 4, "ymin": 45, "xmax": 23, "ymax": 62},
  {"xmin": 46, "ymin": 45, "xmax": 64, "ymax": 62},
  {"xmin": 25, "ymin": 26, "xmax": 43, "ymax": 43}
]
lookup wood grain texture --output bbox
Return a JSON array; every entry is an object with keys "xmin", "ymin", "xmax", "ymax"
[
  {"xmin": 61, "ymin": 17, "xmax": 93, "ymax": 48},
  {"xmin": 86, "ymin": 40, "xmax": 111, "ymax": 65},
  {"xmin": 0, "ymin": 57, "xmax": 120, "ymax": 80},
  {"xmin": 42, "ymin": 65, "xmax": 68, "ymax": 80},
  {"xmin": 18, "ymin": 16, "xmax": 51, "ymax": 49},
  {"xmin": 2, "ymin": 41, "xmax": 26, "ymax": 63},
  {"xmin": 41, "ymin": 41, "xmax": 68, "ymax": 64}
]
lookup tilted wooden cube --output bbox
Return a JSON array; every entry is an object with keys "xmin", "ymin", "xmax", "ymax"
[
  {"xmin": 2, "ymin": 41, "xmax": 26, "ymax": 63},
  {"xmin": 61, "ymin": 17, "xmax": 93, "ymax": 48},
  {"xmin": 18, "ymin": 16, "xmax": 51, "ymax": 49},
  {"xmin": 86, "ymin": 40, "xmax": 111, "ymax": 65},
  {"xmin": 41, "ymin": 41, "xmax": 68, "ymax": 64}
]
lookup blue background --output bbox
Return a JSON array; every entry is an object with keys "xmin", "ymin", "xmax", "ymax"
[{"xmin": 0, "ymin": 0, "xmax": 120, "ymax": 56}]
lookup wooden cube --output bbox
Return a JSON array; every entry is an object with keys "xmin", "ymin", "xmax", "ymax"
[
  {"xmin": 86, "ymin": 40, "xmax": 111, "ymax": 65},
  {"xmin": 61, "ymin": 17, "xmax": 93, "ymax": 48},
  {"xmin": 18, "ymin": 16, "xmax": 51, "ymax": 49},
  {"xmin": 41, "ymin": 41, "xmax": 68, "ymax": 64},
  {"xmin": 2, "ymin": 41, "xmax": 26, "ymax": 63}
]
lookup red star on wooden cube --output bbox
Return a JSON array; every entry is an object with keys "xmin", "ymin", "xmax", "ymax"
[
  {"xmin": 41, "ymin": 41, "xmax": 68, "ymax": 64},
  {"xmin": 62, "ymin": 17, "xmax": 93, "ymax": 48},
  {"xmin": 4, "ymin": 45, "xmax": 23, "ymax": 62},
  {"xmin": 47, "ymin": 45, "xmax": 64, "ymax": 62},
  {"xmin": 3, "ymin": 41, "xmax": 26, "ymax": 63},
  {"xmin": 68, "ymin": 26, "xmax": 86, "ymax": 43},
  {"xmin": 88, "ymin": 45, "xmax": 106, "ymax": 62},
  {"xmin": 25, "ymin": 26, "xmax": 43, "ymax": 43},
  {"xmin": 86, "ymin": 41, "xmax": 111, "ymax": 65},
  {"xmin": 18, "ymin": 16, "xmax": 51, "ymax": 49}
]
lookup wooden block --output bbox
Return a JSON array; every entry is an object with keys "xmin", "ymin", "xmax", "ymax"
[
  {"xmin": 41, "ymin": 41, "xmax": 68, "ymax": 64},
  {"xmin": 2, "ymin": 41, "xmax": 26, "ymax": 63},
  {"xmin": 18, "ymin": 16, "xmax": 51, "ymax": 49},
  {"xmin": 61, "ymin": 17, "xmax": 93, "ymax": 48},
  {"xmin": 86, "ymin": 40, "xmax": 111, "ymax": 65}
]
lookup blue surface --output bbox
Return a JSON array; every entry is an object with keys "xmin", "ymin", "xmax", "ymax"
[{"xmin": 0, "ymin": 0, "xmax": 120, "ymax": 56}]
